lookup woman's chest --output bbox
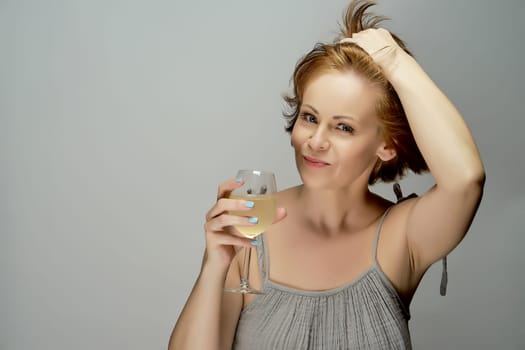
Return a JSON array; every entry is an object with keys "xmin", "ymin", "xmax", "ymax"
[
  {"xmin": 263, "ymin": 221, "xmax": 377, "ymax": 291},
  {"xmin": 235, "ymin": 278, "xmax": 412, "ymax": 350}
]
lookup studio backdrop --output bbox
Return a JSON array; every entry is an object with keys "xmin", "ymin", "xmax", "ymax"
[{"xmin": 1, "ymin": 0, "xmax": 523, "ymax": 349}]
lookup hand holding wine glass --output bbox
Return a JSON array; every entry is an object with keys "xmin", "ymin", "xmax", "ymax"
[
  {"xmin": 225, "ymin": 170, "xmax": 278, "ymax": 294},
  {"xmin": 203, "ymin": 170, "xmax": 286, "ymax": 279}
]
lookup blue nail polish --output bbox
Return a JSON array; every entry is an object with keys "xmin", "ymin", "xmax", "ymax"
[
  {"xmin": 244, "ymin": 201, "xmax": 254, "ymax": 208},
  {"xmin": 235, "ymin": 177, "xmax": 243, "ymax": 183},
  {"xmin": 249, "ymin": 217, "xmax": 259, "ymax": 224},
  {"xmin": 251, "ymin": 239, "xmax": 259, "ymax": 246}
]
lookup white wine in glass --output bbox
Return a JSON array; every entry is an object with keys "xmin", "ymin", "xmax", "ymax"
[
  {"xmin": 224, "ymin": 170, "xmax": 276, "ymax": 294},
  {"xmin": 228, "ymin": 194, "xmax": 276, "ymax": 238}
]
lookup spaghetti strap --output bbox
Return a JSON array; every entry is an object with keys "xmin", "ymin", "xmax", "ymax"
[{"xmin": 235, "ymin": 223, "xmax": 412, "ymax": 349}]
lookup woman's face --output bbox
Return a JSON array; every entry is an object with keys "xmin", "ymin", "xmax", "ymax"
[{"xmin": 291, "ymin": 70, "xmax": 393, "ymax": 190}]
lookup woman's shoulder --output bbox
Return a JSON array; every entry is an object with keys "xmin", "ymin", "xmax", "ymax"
[
  {"xmin": 369, "ymin": 186, "xmax": 420, "ymax": 215},
  {"xmin": 362, "ymin": 190, "xmax": 418, "ymax": 229},
  {"xmin": 376, "ymin": 189, "xmax": 419, "ymax": 235}
]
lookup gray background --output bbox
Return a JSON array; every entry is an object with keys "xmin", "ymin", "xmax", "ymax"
[{"xmin": 1, "ymin": 0, "xmax": 523, "ymax": 349}]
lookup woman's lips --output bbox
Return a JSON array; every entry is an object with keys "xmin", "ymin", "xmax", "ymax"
[{"xmin": 303, "ymin": 156, "xmax": 330, "ymax": 168}]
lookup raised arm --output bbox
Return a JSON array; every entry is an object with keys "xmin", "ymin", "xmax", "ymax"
[{"xmin": 348, "ymin": 29, "xmax": 485, "ymax": 272}]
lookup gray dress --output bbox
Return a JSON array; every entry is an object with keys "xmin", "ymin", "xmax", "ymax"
[{"xmin": 233, "ymin": 207, "xmax": 412, "ymax": 349}]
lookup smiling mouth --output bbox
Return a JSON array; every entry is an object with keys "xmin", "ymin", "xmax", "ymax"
[{"xmin": 303, "ymin": 156, "xmax": 330, "ymax": 167}]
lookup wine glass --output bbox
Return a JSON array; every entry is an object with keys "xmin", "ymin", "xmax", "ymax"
[{"xmin": 224, "ymin": 169, "xmax": 277, "ymax": 294}]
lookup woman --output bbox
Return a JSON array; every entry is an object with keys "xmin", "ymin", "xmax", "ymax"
[{"xmin": 169, "ymin": 0, "xmax": 485, "ymax": 348}]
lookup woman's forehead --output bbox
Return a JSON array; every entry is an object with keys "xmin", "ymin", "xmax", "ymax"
[{"xmin": 302, "ymin": 71, "xmax": 380, "ymax": 123}]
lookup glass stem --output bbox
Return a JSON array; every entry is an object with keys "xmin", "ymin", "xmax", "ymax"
[{"xmin": 240, "ymin": 247, "xmax": 251, "ymax": 288}]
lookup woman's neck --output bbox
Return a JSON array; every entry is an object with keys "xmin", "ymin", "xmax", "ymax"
[{"xmin": 294, "ymin": 184, "xmax": 380, "ymax": 236}]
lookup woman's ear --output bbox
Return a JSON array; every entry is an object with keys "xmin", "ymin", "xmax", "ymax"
[{"xmin": 376, "ymin": 142, "xmax": 396, "ymax": 162}]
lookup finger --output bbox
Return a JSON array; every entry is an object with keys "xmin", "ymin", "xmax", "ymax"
[
  {"xmin": 339, "ymin": 37, "xmax": 357, "ymax": 45},
  {"xmin": 223, "ymin": 225, "xmax": 260, "ymax": 241},
  {"xmin": 272, "ymin": 207, "xmax": 288, "ymax": 224},
  {"xmin": 205, "ymin": 214, "xmax": 259, "ymax": 233},
  {"xmin": 359, "ymin": 28, "xmax": 377, "ymax": 34},
  {"xmin": 211, "ymin": 232, "xmax": 257, "ymax": 249},
  {"xmin": 217, "ymin": 177, "xmax": 245, "ymax": 200},
  {"xmin": 206, "ymin": 197, "xmax": 255, "ymax": 221},
  {"xmin": 370, "ymin": 45, "xmax": 394, "ymax": 59},
  {"xmin": 377, "ymin": 27, "xmax": 391, "ymax": 36}
]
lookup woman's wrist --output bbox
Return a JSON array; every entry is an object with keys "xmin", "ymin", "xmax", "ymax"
[
  {"xmin": 381, "ymin": 50, "xmax": 421, "ymax": 88},
  {"xmin": 200, "ymin": 254, "xmax": 230, "ymax": 282}
]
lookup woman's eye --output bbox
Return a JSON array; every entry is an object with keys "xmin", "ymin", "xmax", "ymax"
[
  {"xmin": 300, "ymin": 113, "xmax": 317, "ymax": 123},
  {"xmin": 337, "ymin": 123, "xmax": 354, "ymax": 133}
]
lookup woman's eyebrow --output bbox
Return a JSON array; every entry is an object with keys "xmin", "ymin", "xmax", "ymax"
[
  {"xmin": 302, "ymin": 104, "xmax": 319, "ymax": 113},
  {"xmin": 333, "ymin": 115, "xmax": 356, "ymax": 121},
  {"xmin": 302, "ymin": 104, "xmax": 357, "ymax": 121}
]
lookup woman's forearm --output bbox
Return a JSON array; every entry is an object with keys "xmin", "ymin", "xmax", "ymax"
[
  {"xmin": 169, "ymin": 262, "xmax": 227, "ymax": 350},
  {"xmin": 387, "ymin": 52, "xmax": 485, "ymax": 188}
]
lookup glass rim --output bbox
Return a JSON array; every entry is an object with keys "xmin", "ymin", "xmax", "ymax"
[{"xmin": 236, "ymin": 169, "xmax": 275, "ymax": 176}]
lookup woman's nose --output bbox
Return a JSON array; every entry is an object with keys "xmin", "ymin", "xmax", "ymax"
[{"xmin": 307, "ymin": 127, "xmax": 330, "ymax": 151}]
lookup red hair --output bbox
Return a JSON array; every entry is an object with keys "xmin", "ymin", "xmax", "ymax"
[{"xmin": 283, "ymin": 0, "xmax": 428, "ymax": 184}]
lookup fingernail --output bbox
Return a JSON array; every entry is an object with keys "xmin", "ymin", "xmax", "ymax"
[
  {"xmin": 250, "ymin": 239, "xmax": 259, "ymax": 246},
  {"xmin": 235, "ymin": 177, "xmax": 243, "ymax": 183},
  {"xmin": 244, "ymin": 201, "xmax": 254, "ymax": 208},
  {"xmin": 249, "ymin": 217, "xmax": 259, "ymax": 224}
]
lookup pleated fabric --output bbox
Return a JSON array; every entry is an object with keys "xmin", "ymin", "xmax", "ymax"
[{"xmin": 233, "ymin": 207, "xmax": 412, "ymax": 350}]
